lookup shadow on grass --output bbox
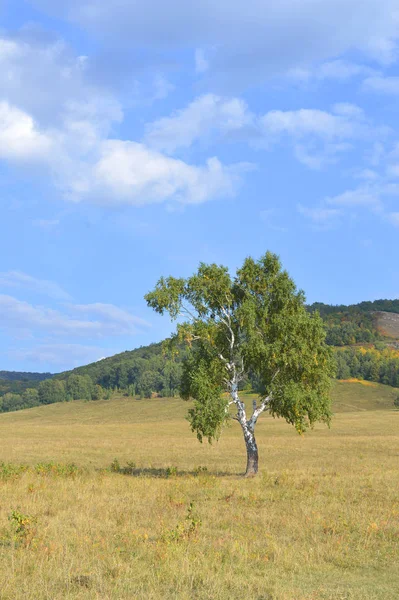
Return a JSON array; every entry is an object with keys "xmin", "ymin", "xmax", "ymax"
[{"xmin": 110, "ymin": 464, "xmax": 236, "ymax": 479}]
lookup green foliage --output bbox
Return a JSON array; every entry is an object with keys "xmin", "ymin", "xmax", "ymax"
[
  {"xmin": 236, "ymin": 253, "xmax": 334, "ymax": 432},
  {"xmin": 51, "ymin": 342, "xmax": 185, "ymax": 401},
  {"xmin": 8, "ymin": 510, "xmax": 37, "ymax": 547},
  {"xmin": 146, "ymin": 251, "xmax": 335, "ymax": 443},
  {"xmin": 308, "ymin": 300, "xmax": 399, "ymax": 346},
  {"xmin": 66, "ymin": 374, "xmax": 94, "ymax": 400},
  {"xmin": 34, "ymin": 462, "xmax": 80, "ymax": 477},
  {"xmin": 309, "ymin": 299, "xmax": 399, "ymax": 316},
  {"xmin": 110, "ymin": 458, "xmax": 121, "ymax": 473},
  {"xmin": 38, "ymin": 379, "xmax": 66, "ymax": 405},
  {"xmin": 161, "ymin": 502, "xmax": 201, "ymax": 543},
  {"xmin": 183, "ymin": 358, "xmax": 227, "ymax": 443},
  {"xmin": 335, "ymin": 346, "xmax": 399, "ymax": 387},
  {"xmin": 0, "ymin": 463, "xmax": 29, "ymax": 481},
  {"xmin": 165, "ymin": 466, "xmax": 178, "ymax": 477},
  {"xmin": 92, "ymin": 384, "xmax": 105, "ymax": 400},
  {"xmin": 0, "ymin": 371, "xmax": 52, "ymax": 382}
]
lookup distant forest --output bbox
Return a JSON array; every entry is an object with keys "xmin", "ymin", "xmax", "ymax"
[
  {"xmin": 0, "ymin": 371, "xmax": 52, "ymax": 382},
  {"xmin": 1, "ymin": 298, "xmax": 399, "ymax": 413},
  {"xmin": 308, "ymin": 299, "xmax": 399, "ymax": 346}
]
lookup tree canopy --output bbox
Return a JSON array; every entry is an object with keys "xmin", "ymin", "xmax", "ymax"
[{"xmin": 146, "ymin": 251, "xmax": 335, "ymax": 475}]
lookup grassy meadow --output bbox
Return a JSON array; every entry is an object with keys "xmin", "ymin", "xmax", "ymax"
[{"xmin": 0, "ymin": 380, "xmax": 398, "ymax": 599}]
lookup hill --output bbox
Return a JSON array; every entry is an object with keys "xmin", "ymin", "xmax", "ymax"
[
  {"xmin": 0, "ymin": 371, "xmax": 53, "ymax": 408},
  {"xmin": 308, "ymin": 298, "xmax": 399, "ymax": 345},
  {"xmin": 0, "ymin": 370, "xmax": 53, "ymax": 382},
  {"xmin": 375, "ymin": 311, "xmax": 399, "ymax": 338},
  {"xmin": 51, "ymin": 298, "xmax": 399, "ymax": 399},
  {"xmin": 1, "ymin": 298, "xmax": 399, "ymax": 415}
]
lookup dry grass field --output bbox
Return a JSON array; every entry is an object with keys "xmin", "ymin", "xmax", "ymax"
[{"xmin": 0, "ymin": 381, "xmax": 398, "ymax": 599}]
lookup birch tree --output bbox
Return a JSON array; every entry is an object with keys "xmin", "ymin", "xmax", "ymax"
[{"xmin": 145, "ymin": 252, "xmax": 334, "ymax": 477}]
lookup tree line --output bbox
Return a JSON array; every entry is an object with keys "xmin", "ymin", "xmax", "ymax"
[
  {"xmin": 1, "ymin": 297, "xmax": 399, "ymax": 415},
  {"xmin": 335, "ymin": 345, "xmax": 399, "ymax": 388},
  {"xmin": 0, "ymin": 375, "xmax": 110, "ymax": 414},
  {"xmin": 2, "ymin": 341, "xmax": 397, "ymax": 415},
  {"xmin": 308, "ymin": 299, "xmax": 399, "ymax": 346},
  {"xmin": 0, "ymin": 349, "xmax": 184, "ymax": 413}
]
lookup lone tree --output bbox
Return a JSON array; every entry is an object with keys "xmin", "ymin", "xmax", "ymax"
[{"xmin": 145, "ymin": 252, "xmax": 334, "ymax": 476}]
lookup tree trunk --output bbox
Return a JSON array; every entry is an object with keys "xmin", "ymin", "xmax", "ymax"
[{"xmin": 243, "ymin": 427, "xmax": 259, "ymax": 477}]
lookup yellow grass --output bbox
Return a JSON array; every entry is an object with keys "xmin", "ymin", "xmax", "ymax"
[
  {"xmin": 0, "ymin": 383, "xmax": 398, "ymax": 599},
  {"xmin": 339, "ymin": 378, "xmax": 378, "ymax": 386}
]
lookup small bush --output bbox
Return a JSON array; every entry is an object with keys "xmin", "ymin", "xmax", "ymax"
[
  {"xmin": 9, "ymin": 510, "xmax": 37, "ymax": 547},
  {"xmin": 0, "ymin": 463, "xmax": 29, "ymax": 481},
  {"xmin": 193, "ymin": 466, "xmax": 208, "ymax": 476},
  {"xmin": 110, "ymin": 458, "xmax": 121, "ymax": 473},
  {"xmin": 34, "ymin": 462, "xmax": 80, "ymax": 477},
  {"xmin": 162, "ymin": 502, "xmax": 201, "ymax": 543},
  {"xmin": 165, "ymin": 466, "xmax": 178, "ymax": 478}
]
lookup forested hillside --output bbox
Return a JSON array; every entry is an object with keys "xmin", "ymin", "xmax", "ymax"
[
  {"xmin": 1, "ymin": 298, "xmax": 399, "ymax": 413},
  {"xmin": 0, "ymin": 371, "xmax": 52, "ymax": 382},
  {"xmin": 308, "ymin": 299, "xmax": 399, "ymax": 345},
  {"xmin": 0, "ymin": 371, "xmax": 53, "ymax": 411}
]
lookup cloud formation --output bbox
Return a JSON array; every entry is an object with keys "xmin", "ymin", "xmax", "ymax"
[
  {"xmin": 0, "ymin": 35, "xmax": 242, "ymax": 207},
  {"xmin": 10, "ymin": 343, "xmax": 113, "ymax": 368},
  {"xmin": 30, "ymin": 0, "xmax": 399, "ymax": 84},
  {"xmin": 0, "ymin": 271, "xmax": 71, "ymax": 301},
  {"xmin": 145, "ymin": 96, "xmax": 383, "ymax": 170},
  {"xmin": 145, "ymin": 94, "xmax": 253, "ymax": 153},
  {"xmin": 0, "ymin": 295, "xmax": 150, "ymax": 338},
  {"xmin": 363, "ymin": 75, "xmax": 399, "ymax": 94}
]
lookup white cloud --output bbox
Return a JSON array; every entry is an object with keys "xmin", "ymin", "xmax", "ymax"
[
  {"xmin": 289, "ymin": 60, "xmax": 376, "ymax": 83},
  {"xmin": 195, "ymin": 49, "xmax": 209, "ymax": 74},
  {"xmin": 0, "ymin": 271, "xmax": 71, "ymax": 301},
  {"xmin": 317, "ymin": 61, "xmax": 374, "ymax": 80},
  {"xmin": 260, "ymin": 107, "xmax": 364, "ymax": 140},
  {"xmin": 0, "ymin": 294, "xmax": 149, "ymax": 338},
  {"xmin": 0, "ymin": 100, "xmax": 244, "ymax": 207},
  {"xmin": 258, "ymin": 105, "xmax": 377, "ymax": 168},
  {"xmin": 65, "ymin": 141, "xmax": 244, "ymax": 205},
  {"xmin": 145, "ymin": 98, "xmax": 379, "ymax": 171},
  {"xmin": 353, "ymin": 168, "xmax": 380, "ymax": 181},
  {"xmin": 332, "ymin": 103, "xmax": 365, "ymax": 119},
  {"xmin": 29, "ymin": 0, "xmax": 399, "ymax": 86},
  {"xmin": 70, "ymin": 302, "xmax": 150, "ymax": 330},
  {"xmin": 0, "ymin": 102, "xmax": 53, "ymax": 162},
  {"xmin": 144, "ymin": 94, "xmax": 253, "ymax": 153},
  {"xmin": 152, "ymin": 74, "xmax": 175, "ymax": 100},
  {"xmin": 388, "ymin": 212, "xmax": 399, "ymax": 226},
  {"xmin": 10, "ymin": 343, "xmax": 113, "ymax": 368},
  {"xmin": 363, "ymin": 75, "xmax": 399, "ymax": 94},
  {"xmin": 0, "ymin": 35, "xmax": 244, "ymax": 207},
  {"xmin": 298, "ymin": 204, "xmax": 341, "ymax": 224},
  {"xmin": 299, "ymin": 179, "xmax": 399, "ymax": 230},
  {"xmin": 325, "ymin": 187, "xmax": 383, "ymax": 210},
  {"xmin": 0, "ymin": 33, "xmax": 122, "ymax": 129}
]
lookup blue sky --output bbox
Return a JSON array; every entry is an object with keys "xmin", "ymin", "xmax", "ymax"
[{"xmin": 1, "ymin": 0, "xmax": 399, "ymax": 372}]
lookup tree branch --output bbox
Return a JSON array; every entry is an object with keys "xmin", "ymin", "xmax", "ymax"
[{"xmin": 248, "ymin": 394, "xmax": 272, "ymax": 430}]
